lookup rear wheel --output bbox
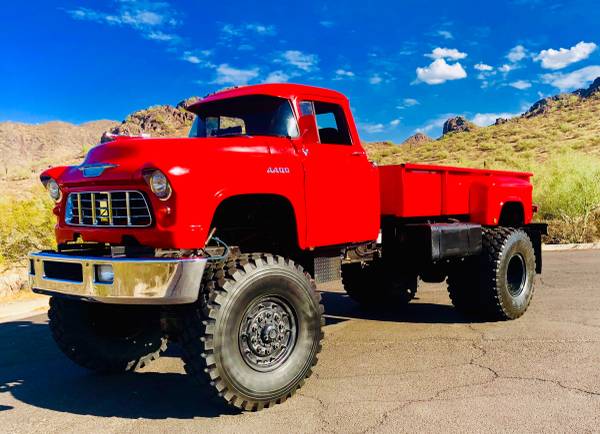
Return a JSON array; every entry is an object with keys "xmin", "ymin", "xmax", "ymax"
[
  {"xmin": 447, "ymin": 227, "xmax": 536, "ymax": 320},
  {"xmin": 341, "ymin": 259, "xmax": 418, "ymax": 309},
  {"xmin": 48, "ymin": 297, "xmax": 167, "ymax": 373},
  {"xmin": 181, "ymin": 253, "xmax": 324, "ymax": 411}
]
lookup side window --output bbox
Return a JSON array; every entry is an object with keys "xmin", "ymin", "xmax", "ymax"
[{"xmin": 313, "ymin": 101, "xmax": 352, "ymax": 145}]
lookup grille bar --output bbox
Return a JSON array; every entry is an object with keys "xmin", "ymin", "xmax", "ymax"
[{"xmin": 65, "ymin": 191, "xmax": 152, "ymax": 227}]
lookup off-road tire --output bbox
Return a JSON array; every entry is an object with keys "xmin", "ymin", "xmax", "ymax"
[
  {"xmin": 180, "ymin": 253, "xmax": 324, "ymax": 411},
  {"xmin": 341, "ymin": 259, "xmax": 418, "ymax": 309},
  {"xmin": 447, "ymin": 227, "xmax": 536, "ymax": 320},
  {"xmin": 48, "ymin": 297, "xmax": 167, "ymax": 373}
]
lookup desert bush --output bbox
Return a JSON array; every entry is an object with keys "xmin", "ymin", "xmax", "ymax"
[
  {"xmin": 533, "ymin": 152, "xmax": 600, "ymax": 242},
  {"xmin": 0, "ymin": 192, "xmax": 56, "ymax": 268}
]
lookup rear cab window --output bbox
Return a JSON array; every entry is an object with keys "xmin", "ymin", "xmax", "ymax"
[{"xmin": 299, "ymin": 100, "xmax": 352, "ymax": 145}]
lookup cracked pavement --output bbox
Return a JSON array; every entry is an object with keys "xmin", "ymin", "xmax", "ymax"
[{"xmin": 1, "ymin": 250, "xmax": 599, "ymax": 433}]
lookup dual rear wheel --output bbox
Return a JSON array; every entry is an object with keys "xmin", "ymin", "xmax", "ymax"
[{"xmin": 341, "ymin": 227, "xmax": 536, "ymax": 321}]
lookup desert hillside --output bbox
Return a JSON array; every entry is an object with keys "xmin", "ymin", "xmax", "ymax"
[
  {"xmin": 366, "ymin": 78, "xmax": 600, "ymax": 168},
  {"xmin": 0, "ymin": 120, "xmax": 117, "ymax": 195}
]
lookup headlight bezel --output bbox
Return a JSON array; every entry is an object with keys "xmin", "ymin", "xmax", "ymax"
[
  {"xmin": 45, "ymin": 178, "xmax": 62, "ymax": 202},
  {"xmin": 145, "ymin": 169, "xmax": 172, "ymax": 201}
]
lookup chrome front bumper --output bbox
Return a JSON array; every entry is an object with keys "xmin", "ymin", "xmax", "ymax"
[{"xmin": 28, "ymin": 251, "xmax": 207, "ymax": 304}]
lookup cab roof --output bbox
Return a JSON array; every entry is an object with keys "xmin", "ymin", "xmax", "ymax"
[{"xmin": 186, "ymin": 83, "xmax": 347, "ymax": 112}]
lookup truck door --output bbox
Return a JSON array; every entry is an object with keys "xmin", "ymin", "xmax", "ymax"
[{"xmin": 297, "ymin": 100, "xmax": 379, "ymax": 247}]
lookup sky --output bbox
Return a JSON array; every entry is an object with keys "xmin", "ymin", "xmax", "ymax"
[{"xmin": 1, "ymin": 0, "xmax": 599, "ymax": 141}]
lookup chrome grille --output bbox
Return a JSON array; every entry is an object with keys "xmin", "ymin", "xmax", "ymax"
[{"xmin": 65, "ymin": 191, "xmax": 152, "ymax": 227}]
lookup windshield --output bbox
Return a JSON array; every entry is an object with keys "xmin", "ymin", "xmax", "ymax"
[{"xmin": 188, "ymin": 95, "xmax": 299, "ymax": 138}]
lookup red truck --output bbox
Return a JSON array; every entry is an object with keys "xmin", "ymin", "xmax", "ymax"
[{"xmin": 30, "ymin": 84, "xmax": 546, "ymax": 411}]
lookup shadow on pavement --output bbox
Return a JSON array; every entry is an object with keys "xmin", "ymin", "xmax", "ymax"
[
  {"xmin": 320, "ymin": 290, "xmax": 485, "ymax": 325},
  {"xmin": 0, "ymin": 318, "xmax": 239, "ymax": 419},
  {"xmin": 0, "ymin": 293, "xmax": 479, "ymax": 419}
]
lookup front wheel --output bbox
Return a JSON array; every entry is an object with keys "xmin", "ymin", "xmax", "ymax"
[
  {"xmin": 48, "ymin": 297, "xmax": 167, "ymax": 373},
  {"xmin": 181, "ymin": 253, "xmax": 324, "ymax": 411}
]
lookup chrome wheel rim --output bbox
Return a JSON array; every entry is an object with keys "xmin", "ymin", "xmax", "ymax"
[{"xmin": 239, "ymin": 296, "xmax": 297, "ymax": 372}]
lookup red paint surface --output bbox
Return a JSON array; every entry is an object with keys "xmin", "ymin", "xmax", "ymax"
[{"xmin": 42, "ymin": 84, "xmax": 534, "ymax": 250}]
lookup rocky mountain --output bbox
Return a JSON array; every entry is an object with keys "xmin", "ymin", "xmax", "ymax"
[
  {"xmin": 402, "ymin": 132, "xmax": 432, "ymax": 146},
  {"xmin": 102, "ymin": 97, "xmax": 200, "ymax": 142},
  {"xmin": 442, "ymin": 116, "xmax": 477, "ymax": 135},
  {"xmin": 0, "ymin": 119, "xmax": 117, "ymax": 195},
  {"xmin": 373, "ymin": 76, "xmax": 600, "ymax": 168}
]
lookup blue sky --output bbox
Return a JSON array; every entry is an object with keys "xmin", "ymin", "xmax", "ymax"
[{"xmin": 1, "ymin": 0, "xmax": 599, "ymax": 141}]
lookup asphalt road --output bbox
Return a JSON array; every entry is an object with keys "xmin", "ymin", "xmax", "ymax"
[{"xmin": 1, "ymin": 250, "xmax": 599, "ymax": 433}]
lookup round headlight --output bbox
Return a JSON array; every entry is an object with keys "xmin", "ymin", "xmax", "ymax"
[
  {"xmin": 149, "ymin": 170, "xmax": 172, "ymax": 200},
  {"xmin": 46, "ymin": 179, "xmax": 61, "ymax": 201}
]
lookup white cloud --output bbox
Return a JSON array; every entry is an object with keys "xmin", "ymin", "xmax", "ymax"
[
  {"xmin": 335, "ymin": 69, "xmax": 355, "ymax": 79},
  {"xmin": 499, "ymin": 64, "xmax": 516, "ymax": 73},
  {"xmin": 425, "ymin": 47, "xmax": 467, "ymax": 60},
  {"xmin": 510, "ymin": 80, "xmax": 532, "ymax": 90},
  {"xmin": 359, "ymin": 123, "xmax": 386, "ymax": 134},
  {"xmin": 507, "ymin": 45, "xmax": 528, "ymax": 62},
  {"xmin": 397, "ymin": 98, "xmax": 419, "ymax": 109},
  {"xmin": 541, "ymin": 65, "xmax": 600, "ymax": 91},
  {"xmin": 416, "ymin": 114, "xmax": 455, "ymax": 133},
  {"xmin": 66, "ymin": 2, "xmax": 180, "ymax": 44},
  {"xmin": 471, "ymin": 112, "xmax": 518, "ymax": 127},
  {"xmin": 146, "ymin": 31, "xmax": 180, "ymax": 42},
  {"xmin": 213, "ymin": 64, "xmax": 259, "ymax": 85},
  {"xmin": 320, "ymin": 20, "xmax": 335, "ymax": 28},
  {"xmin": 534, "ymin": 41, "xmax": 597, "ymax": 70},
  {"xmin": 369, "ymin": 74, "xmax": 383, "ymax": 85},
  {"xmin": 221, "ymin": 22, "xmax": 276, "ymax": 37},
  {"xmin": 245, "ymin": 23, "xmax": 276, "ymax": 35},
  {"xmin": 183, "ymin": 54, "xmax": 201, "ymax": 64},
  {"xmin": 415, "ymin": 59, "xmax": 467, "ymax": 85},
  {"xmin": 390, "ymin": 119, "xmax": 401, "ymax": 127},
  {"xmin": 437, "ymin": 30, "xmax": 453, "ymax": 40},
  {"xmin": 281, "ymin": 50, "xmax": 319, "ymax": 71},
  {"xmin": 264, "ymin": 70, "xmax": 290, "ymax": 83},
  {"xmin": 474, "ymin": 63, "xmax": 494, "ymax": 71}
]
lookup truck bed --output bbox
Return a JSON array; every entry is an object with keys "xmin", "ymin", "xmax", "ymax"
[{"xmin": 378, "ymin": 163, "xmax": 533, "ymax": 223}]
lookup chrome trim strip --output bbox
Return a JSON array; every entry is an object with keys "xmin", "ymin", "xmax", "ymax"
[
  {"xmin": 28, "ymin": 251, "xmax": 207, "ymax": 305},
  {"xmin": 126, "ymin": 191, "xmax": 132, "ymax": 226}
]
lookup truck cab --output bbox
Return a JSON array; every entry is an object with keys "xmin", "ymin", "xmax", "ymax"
[{"xmin": 29, "ymin": 83, "xmax": 546, "ymax": 412}]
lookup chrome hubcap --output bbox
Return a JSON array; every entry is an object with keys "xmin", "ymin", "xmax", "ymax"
[{"xmin": 239, "ymin": 296, "xmax": 297, "ymax": 371}]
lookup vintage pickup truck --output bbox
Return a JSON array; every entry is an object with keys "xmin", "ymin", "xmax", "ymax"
[{"xmin": 30, "ymin": 84, "xmax": 546, "ymax": 411}]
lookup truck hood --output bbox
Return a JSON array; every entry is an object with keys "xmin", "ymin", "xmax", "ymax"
[{"xmin": 51, "ymin": 135, "xmax": 269, "ymax": 187}]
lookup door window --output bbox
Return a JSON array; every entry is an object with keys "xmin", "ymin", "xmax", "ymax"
[{"xmin": 313, "ymin": 102, "xmax": 352, "ymax": 145}]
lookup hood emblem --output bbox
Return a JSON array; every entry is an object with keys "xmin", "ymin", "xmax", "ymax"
[{"xmin": 78, "ymin": 163, "xmax": 119, "ymax": 178}]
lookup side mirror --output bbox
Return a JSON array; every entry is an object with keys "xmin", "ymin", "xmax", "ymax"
[{"xmin": 298, "ymin": 114, "xmax": 319, "ymax": 144}]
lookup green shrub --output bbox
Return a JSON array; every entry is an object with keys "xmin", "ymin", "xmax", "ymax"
[
  {"xmin": 534, "ymin": 152, "xmax": 600, "ymax": 242},
  {"xmin": 0, "ymin": 192, "xmax": 56, "ymax": 268}
]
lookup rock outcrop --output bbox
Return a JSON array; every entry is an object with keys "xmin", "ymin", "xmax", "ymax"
[
  {"xmin": 104, "ymin": 97, "xmax": 201, "ymax": 141},
  {"xmin": 575, "ymin": 77, "xmax": 600, "ymax": 98},
  {"xmin": 442, "ymin": 116, "xmax": 477, "ymax": 135},
  {"xmin": 524, "ymin": 76, "xmax": 600, "ymax": 118},
  {"xmin": 402, "ymin": 132, "xmax": 432, "ymax": 146}
]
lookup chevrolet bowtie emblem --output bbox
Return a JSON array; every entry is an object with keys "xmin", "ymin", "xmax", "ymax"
[{"xmin": 78, "ymin": 163, "xmax": 119, "ymax": 178}]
